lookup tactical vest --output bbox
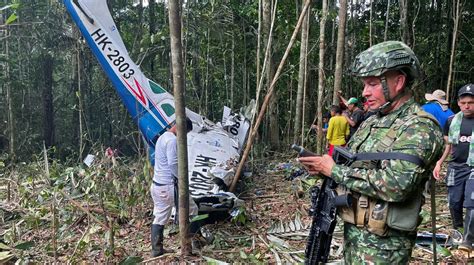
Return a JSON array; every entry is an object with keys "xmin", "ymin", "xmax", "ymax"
[{"xmin": 337, "ymin": 110, "xmax": 438, "ymax": 236}]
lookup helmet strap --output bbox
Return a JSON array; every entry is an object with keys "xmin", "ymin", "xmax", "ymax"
[{"xmin": 377, "ymin": 75, "xmax": 406, "ymax": 115}]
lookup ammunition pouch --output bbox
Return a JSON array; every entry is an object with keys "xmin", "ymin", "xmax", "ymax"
[
  {"xmin": 337, "ymin": 190, "xmax": 423, "ymax": 236},
  {"xmin": 335, "ymin": 110, "xmax": 435, "ymax": 236},
  {"xmin": 336, "ymin": 186, "xmax": 356, "ymax": 224},
  {"xmin": 337, "ymin": 186, "xmax": 388, "ymax": 236},
  {"xmin": 333, "ymin": 147, "xmax": 427, "ymax": 236},
  {"xmin": 367, "ymin": 199, "xmax": 388, "ymax": 236}
]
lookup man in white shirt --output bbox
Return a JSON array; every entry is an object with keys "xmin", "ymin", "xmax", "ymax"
[{"xmin": 150, "ymin": 117, "xmax": 199, "ymax": 257}]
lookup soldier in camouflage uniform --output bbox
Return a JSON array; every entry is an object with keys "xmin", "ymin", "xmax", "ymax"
[{"xmin": 299, "ymin": 41, "xmax": 443, "ymax": 264}]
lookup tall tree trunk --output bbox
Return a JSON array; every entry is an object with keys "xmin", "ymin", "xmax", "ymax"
[
  {"xmin": 231, "ymin": 35, "xmax": 235, "ymax": 109},
  {"xmin": 333, "ymin": 0, "xmax": 347, "ymax": 105},
  {"xmin": 399, "ymin": 0, "xmax": 411, "ymax": 47},
  {"xmin": 262, "ymin": 0, "xmax": 273, "ymax": 137},
  {"xmin": 263, "ymin": 0, "xmax": 280, "ymax": 150},
  {"xmin": 71, "ymin": 28, "xmax": 80, "ymax": 160},
  {"xmin": 254, "ymin": 0, "xmax": 276, "ymax": 125},
  {"xmin": 132, "ymin": 0, "xmax": 144, "ymax": 53},
  {"xmin": 224, "ymin": 49, "xmax": 228, "ymax": 104},
  {"xmin": 168, "ymin": 0, "xmax": 192, "ymax": 256},
  {"xmin": 242, "ymin": 21, "xmax": 248, "ymax": 104},
  {"xmin": 410, "ymin": 0, "xmax": 421, "ymax": 49},
  {"xmin": 42, "ymin": 53, "xmax": 55, "ymax": 149},
  {"xmin": 294, "ymin": 0, "xmax": 310, "ymax": 145},
  {"xmin": 77, "ymin": 44, "xmax": 84, "ymax": 160},
  {"xmin": 205, "ymin": 28, "xmax": 211, "ymax": 116},
  {"xmin": 148, "ymin": 0, "xmax": 157, "ymax": 76},
  {"xmin": 5, "ymin": 28, "xmax": 14, "ymax": 159},
  {"xmin": 191, "ymin": 7, "xmax": 204, "ymax": 113},
  {"xmin": 446, "ymin": 0, "xmax": 461, "ymax": 102},
  {"xmin": 316, "ymin": 0, "xmax": 328, "ymax": 154},
  {"xmin": 255, "ymin": 0, "xmax": 262, "ymax": 104},
  {"xmin": 434, "ymin": 0, "xmax": 443, "ymax": 87},
  {"xmin": 231, "ymin": 0, "xmax": 311, "ymax": 191},
  {"xmin": 329, "ymin": 20, "xmax": 336, "ymax": 72},
  {"xmin": 369, "ymin": 0, "xmax": 373, "ymax": 46},
  {"xmin": 384, "ymin": 0, "xmax": 390, "ymax": 41}
]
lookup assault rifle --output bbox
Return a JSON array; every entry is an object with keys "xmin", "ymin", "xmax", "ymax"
[{"xmin": 291, "ymin": 144, "xmax": 354, "ymax": 264}]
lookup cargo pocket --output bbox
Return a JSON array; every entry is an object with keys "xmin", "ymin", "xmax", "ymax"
[{"xmin": 446, "ymin": 165, "xmax": 456, "ymax": 187}]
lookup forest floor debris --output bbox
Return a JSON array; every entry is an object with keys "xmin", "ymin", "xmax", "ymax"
[{"xmin": 1, "ymin": 153, "xmax": 473, "ymax": 263}]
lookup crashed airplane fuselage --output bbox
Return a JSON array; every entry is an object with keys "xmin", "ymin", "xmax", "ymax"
[{"xmin": 64, "ymin": 0, "xmax": 250, "ymax": 212}]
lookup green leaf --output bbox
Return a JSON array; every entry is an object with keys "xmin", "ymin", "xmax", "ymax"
[
  {"xmin": 119, "ymin": 256, "xmax": 143, "ymax": 265},
  {"xmin": 0, "ymin": 4, "xmax": 19, "ymax": 12},
  {"xmin": 302, "ymin": 177, "xmax": 317, "ymax": 188},
  {"xmin": 191, "ymin": 214, "xmax": 209, "ymax": 222},
  {"xmin": 0, "ymin": 251, "xmax": 14, "ymax": 262},
  {"xmin": 14, "ymin": 241, "xmax": 34, "ymax": 250},
  {"xmin": 239, "ymin": 250, "xmax": 248, "ymax": 259},
  {"xmin": 436, "ymin": 245, "xmax": 452, "ymax": 257},
  {"xmin": 5, "ymin": 13, "xmax": 17, "ymax": 24},
  {"xmin": 0, "ymin": 243, "xmax": 10, "ymax": 250},
  {"xmin": 202, "ymin": 256, "xmax": 229, "ymax": 265}
]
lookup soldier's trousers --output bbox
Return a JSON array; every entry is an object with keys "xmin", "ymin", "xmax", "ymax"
[
  {"xmin": 344, "ymin": 241, "xmax": 412, "ymax": 264},
  {"xmin": 343, "ymin": 224, "xmax": 415, "ymax": 265}
]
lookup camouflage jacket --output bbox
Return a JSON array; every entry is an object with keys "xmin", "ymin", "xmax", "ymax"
[{"xmin": 331, "ymin": 98, "xmax": 443, "ymax": 202}]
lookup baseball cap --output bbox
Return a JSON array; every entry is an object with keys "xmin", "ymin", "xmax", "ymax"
[
  {"xmin": 347, "ymin": 97, "xmax": 358, "ymax": 105},
  {"xmin": 458, "ymin": 84, "xmax": 474, "ymax": 98}
]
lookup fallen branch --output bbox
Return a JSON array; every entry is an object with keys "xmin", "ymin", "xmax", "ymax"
[
  {"xmin": 88, "ymin": 207, "xmax": 118, "ymax": 218},
  {"xmin": 257, "ymin": 234, "xmax": 281, "ymax": 264},
  {"xmin": 142, "ymin": 253, "xmax": 174, "ymax": 264},
  {"xmin": 59, "ymin": 190, "xmax": 109, "ymax": 230},
  {"xmin": 69, "ymin": 225, "xmax": 90, "ymax": 262},
  {"xmin": 210, "ymin": 250, "xmax": 240, "ymax": 253},
  {"xmin": 240, "ymin": 193, "xmax": 287, "ymax": 200}
]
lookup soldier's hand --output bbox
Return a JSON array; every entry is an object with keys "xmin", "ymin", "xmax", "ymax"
[{"xmin": 298, "ymin": 155, "xmax": 335, "ymax": 177}]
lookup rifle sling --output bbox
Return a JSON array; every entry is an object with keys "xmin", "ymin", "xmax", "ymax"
[{"xmin": 353, "ymin": 152, "xmax": 425, "ymax": 167}]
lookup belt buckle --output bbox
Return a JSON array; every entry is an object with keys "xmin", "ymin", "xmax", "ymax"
[{"xmin": 359, "ymin": 197, "xmax": 368, "ymax": 208}]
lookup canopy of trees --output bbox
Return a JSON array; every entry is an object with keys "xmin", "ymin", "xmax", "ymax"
[{"xmin": 1, "ymin": 0, "xmax": 473, "ymax": 162}]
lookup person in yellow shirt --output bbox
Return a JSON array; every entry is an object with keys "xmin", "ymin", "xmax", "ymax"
[{"xmin": 326, "ymin": 105, "xmax": 349, "ymax": 156}]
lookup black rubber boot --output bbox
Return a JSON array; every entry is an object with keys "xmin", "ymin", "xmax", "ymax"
[
  {"xmin": 151, "ymin": 224, "xmax": 165, "ymax": 257},
  {"xmin": 189, "ymin": 220, "xmax": 202, "ymax": 235},
  {"xmin": 189, "ymin": 220, "xmax": 206, "ymax": 251},
  {"xmin": 450, "ymin": 207, "xmax": 464, "ymax": 230},
  {"xmin": 460, "ymin": 209, "xmax": 474, "ymax": 252}
]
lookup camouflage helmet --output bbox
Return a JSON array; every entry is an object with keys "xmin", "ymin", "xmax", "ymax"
[{"xmin": 351, "ymin": 41, "xmax": 420, "ymax": 81}]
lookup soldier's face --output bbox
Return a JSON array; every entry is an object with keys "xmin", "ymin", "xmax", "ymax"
[
  {"xmin": 361, "ymin": 72, "xmax": 405, "ymax": 111},
  {"xmin": 361, "ymin": 77, "xmax": 389, "ymax": 111},
  {"xmin": 458, "ymin": 96, "xmax": 474, "ymax": 117}
]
